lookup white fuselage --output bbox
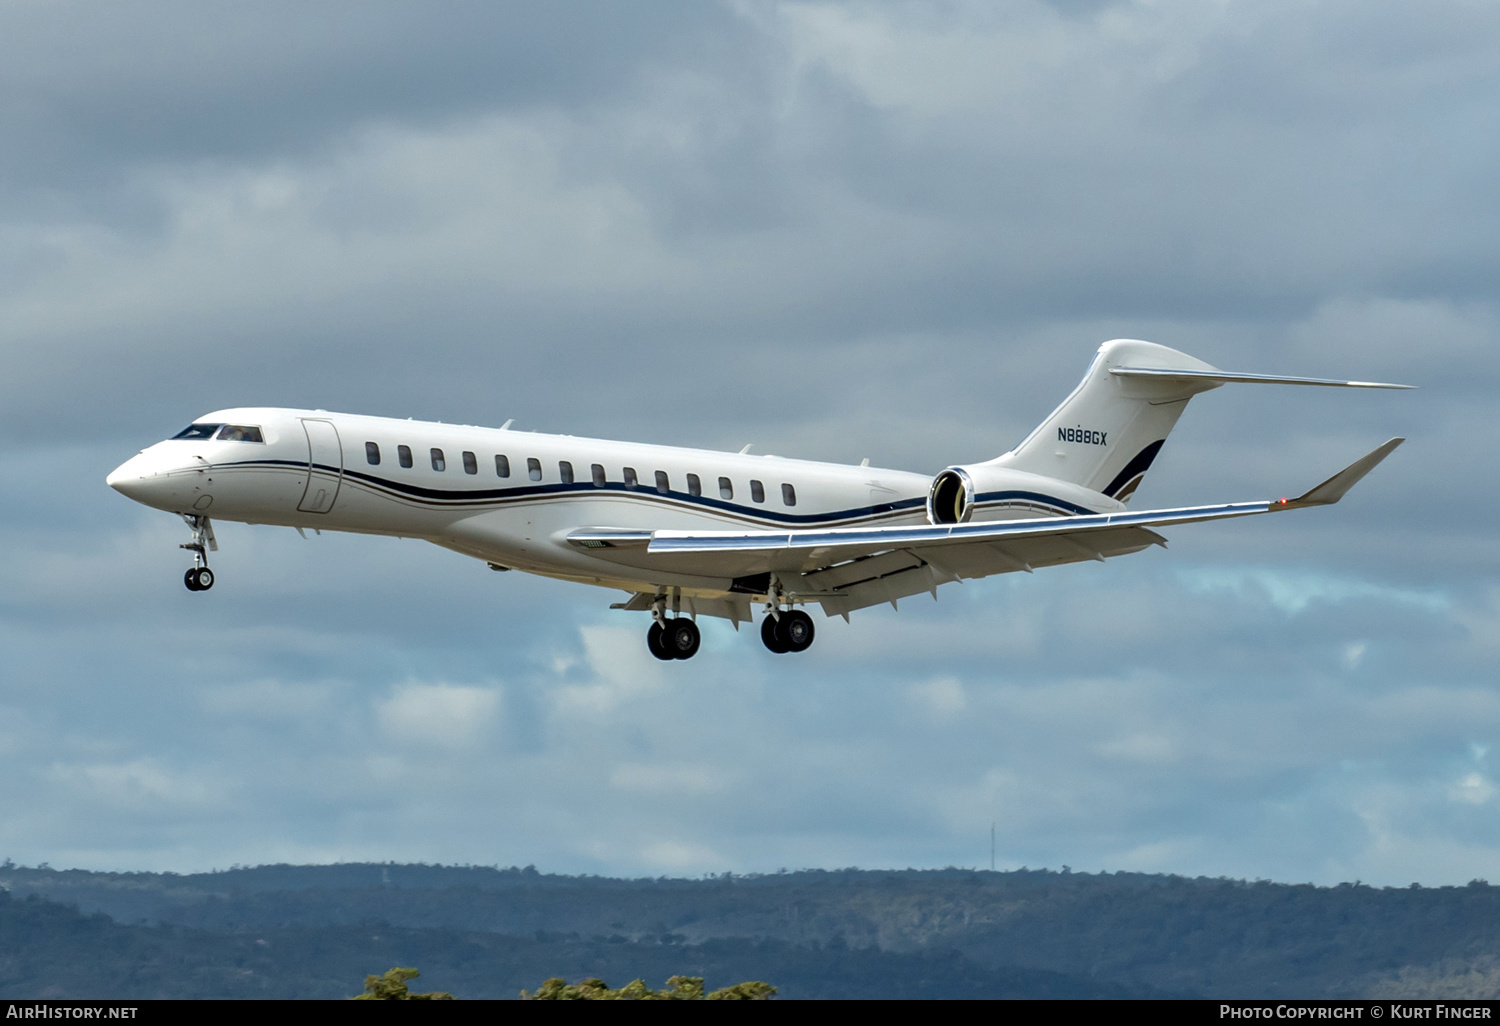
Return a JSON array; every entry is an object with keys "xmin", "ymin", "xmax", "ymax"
[{"xmin": 107, "ymin": 407, "xmax": 1122, "ymax": 604}]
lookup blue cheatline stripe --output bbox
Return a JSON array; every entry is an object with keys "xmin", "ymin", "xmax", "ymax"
[
  {"xmin": 217, "ymin": 458, "xmax": 939, "ymax": 527},
  {"xmin": 218, "ymin": 460, "xmax": 1106, "ymax": 527},
  {"xmin": 973, "ymin": 490, "xmax": 1097, "ymax": 516}
]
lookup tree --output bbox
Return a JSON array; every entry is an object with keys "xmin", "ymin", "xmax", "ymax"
[
  {"xmin": 522, "ymin": 976, "xmax": 776, "ymax": 1000},
  {"xmin": 352, "ymin": 967, "xmax": 455, "ymax": 1000}
]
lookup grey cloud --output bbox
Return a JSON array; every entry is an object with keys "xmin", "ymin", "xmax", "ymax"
[
  {"xmin": 0, "ymin": 1, "xmax": 1495, "ymax": 885},
  {"xmin": 0, "ymin": 2, "xmax": 737, "ymax": 186}
]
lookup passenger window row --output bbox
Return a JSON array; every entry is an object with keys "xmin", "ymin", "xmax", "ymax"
[{"xmin": 363, "ymin": 442, "xmax": 797, "ymax": 506}]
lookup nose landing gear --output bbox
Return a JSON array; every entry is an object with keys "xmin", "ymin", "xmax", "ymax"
[{"xmin": 180, "ymin": 514, "xmax": 218, "ymax": 592}]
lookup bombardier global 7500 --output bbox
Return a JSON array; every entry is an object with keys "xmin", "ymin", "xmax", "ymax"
[{"xmin": 108, "ymin": 340, "xmax": 1409, "ymax": 659}]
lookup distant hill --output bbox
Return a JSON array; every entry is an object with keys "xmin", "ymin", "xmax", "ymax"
[{"xmin": 3, "ymin": 862, "xmax": 1499, "ymax": 998}]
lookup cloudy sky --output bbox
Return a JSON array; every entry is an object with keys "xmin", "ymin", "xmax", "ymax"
[{"xmin": 1, "ymin": 0, "xmax": 1497, "ymax": 885}]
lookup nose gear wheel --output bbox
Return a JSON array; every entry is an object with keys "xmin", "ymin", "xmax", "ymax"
[{"xmin": 184, "ymin": 567, "xmax": 215, "ymax": 591}]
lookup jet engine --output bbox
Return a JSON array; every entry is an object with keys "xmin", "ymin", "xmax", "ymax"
[
  {"xmin": 926, "ymin": 467, "xmax": 975, "ymax": 524},
  {"xmin": 926, "ymin": 462, "xmax": 1126, "ymax": 525}
]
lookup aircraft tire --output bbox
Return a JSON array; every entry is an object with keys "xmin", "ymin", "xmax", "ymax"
[
  {"xmin": 665, "ymin": 617, "xmax": 700, "ymax": 659},
  {"xmin": 761, "ymin": 615, "xmax": 791, "ymax": 654},
  {"xmin": 782, "ymin": 609, "xmax": 815, "ymax": 652},
  {"xmin": 647, "ymin": 621, "xmax": 673, "ymax": 661},
  {"xmin": 195, "ymin": 568, "xmax": 215, "ymax": 591},
  {"xmin": 184, "ymin": 568, "xmax": 201, "ymax": 591}
]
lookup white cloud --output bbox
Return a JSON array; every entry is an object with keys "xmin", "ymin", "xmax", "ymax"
[
  {"xmin": 908, "ymin": 675, "xmax": 966, "ymax": 718},
  {"xmin": 377, "ymin": 682, "xmax": 501, "ymax": 749},
  {"xmin": 551, "ymin": 625, "xmax": 668, "ymax": 715},
  {"xmin": 1450, "ymin": 773, "xmax": 1494, "ymax": 807},
  {"xmin": 779, "ymin": 1, "xmax": 1217, "ymax": 119},
  {"xmin": 610, "ymin": 763, "xmax": 729, "ymax": 797},
  {"xmin": 1097, "ymin": 733, "xmax": 1179, "ymax": 765},
  {"xmin": 48, "ymin": 758, "xmax": 217, "ymax": 810},
  {"xmin": 638, "ymin": 840, "xmax": 726, "ymax": 873},
  {"xmin": 1180, "ymin": 567, "xmax": 1449, "ymax": 615},
  {"xmin": 200, "ymin": 678, "xmax": 336, "ymax": 719}
]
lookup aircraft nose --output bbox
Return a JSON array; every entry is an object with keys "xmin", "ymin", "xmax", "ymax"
[
  {"xmin": 107, "ymin": 453, "xmax": 173, "ymax": 505},
  {"xmin": 106, "ymin": 455, "xmax": 148, "ymax": 498}
]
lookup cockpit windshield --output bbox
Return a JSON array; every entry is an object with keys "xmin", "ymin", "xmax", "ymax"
[
  {"xmin": 172, "ymin": 423, "xmax": 223, "ymax": 440},
  {"xmin": 216, "ymin": 425, "xmax": 264, "ymax": 442}
]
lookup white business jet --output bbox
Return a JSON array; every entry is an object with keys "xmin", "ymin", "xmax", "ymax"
[{"xmin": 107, "ymin": 340, "xmax": 1409, "ymax": 660}]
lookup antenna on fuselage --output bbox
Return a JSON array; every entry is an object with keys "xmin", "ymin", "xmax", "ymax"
[{"xmin": 500, "ymin": 419, "xmax": 514, "ymax": 430}]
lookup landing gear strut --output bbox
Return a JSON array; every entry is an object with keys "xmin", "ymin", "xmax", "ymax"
[
  {"xmin": 647, "ymin": 590, "xmax": 701, "ymax": 660},
  {"xmin": 180, "ymin": 514, "xmax": 217, "ymax": 592}
]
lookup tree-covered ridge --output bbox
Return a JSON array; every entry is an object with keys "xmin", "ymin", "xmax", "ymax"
[
  {"xmin": 0, "ymin": 887, "xmax": 1143, "ymax": 1000},
  {"xmin": 3, "ymin": 862, "xmax": 1499, "ymax": 998}
]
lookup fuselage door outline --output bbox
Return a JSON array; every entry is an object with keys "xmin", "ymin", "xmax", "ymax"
[{"xmin": 297, "ymin": 418, "xmax": 344, "ymax": 514}]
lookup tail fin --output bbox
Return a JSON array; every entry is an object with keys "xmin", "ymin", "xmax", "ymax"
[{"xmin": 992, "ymin": 340, "xmax": 1411, "ymax": 503}]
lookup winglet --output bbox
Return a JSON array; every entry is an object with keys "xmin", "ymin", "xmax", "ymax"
[{"xmin": 1277, "ymin": 438, "xmax": 1405, "ymax": 510}]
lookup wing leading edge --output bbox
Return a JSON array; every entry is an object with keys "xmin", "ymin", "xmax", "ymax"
[{"xmin": 571, "ymin": 439, "xmax": 1404, "ymax": 619}]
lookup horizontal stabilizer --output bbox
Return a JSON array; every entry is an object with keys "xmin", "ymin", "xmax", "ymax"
[
  {"xmin": 1279, "ymin": 437, "xmax": 1405, "ymax": 509},
  {"xmin": 1110, "ymin": 367, "xmax": 1415, "ymax": 389}
]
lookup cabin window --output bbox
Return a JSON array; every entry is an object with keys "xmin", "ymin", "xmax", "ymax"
[
  {"xmin": 398, "ymin": 445, "xmax": 413, "ymax": 469},
  {"xmin": 782, "ymin": 483, "xmax": 797, "ymax": 506},
  {"xmin": 687, "ymin": 473, "xmax": 701, "ymax": 497},
  {"xmin": 365, "ymin": 442, "xmax": 380, "ymax": 465},
  {"xmin": 217, "ymin": 425, "xmax": 263, "ymax": 443},
  {"xmin": 430, "ymin": 448, "xmax": 446, "ymax": 471},
  {"xmin": 527, "ymin": 458, "xmax": 542, "ymax": 481},
  {"xmin": 172, "ymin": 423, "xmax": 222, "ymax": 440},
  {"xmin": 750, "ymin": 479, "xmax": 765, "ymax": 503},
  {"xmin": 592, "ymin": 464, "xmax": 606, "ymax": 487},
  {"xmin": 655, "ymin": 471, "xmax": 670, "ymax": 494},
  {"xmin": 462, "ymin": 451, "xmax": 478, "ymax": 475},
  {"xmin": 623, "ymin": 467, "xmax": 638, "ymax": 489},
  {"xmin": 559, "ymin": 461, "xmax": 574, "ymax": 484},
  {"xmin": 719, "ymin": 477, "xmax": 733, "ymax": 500},
  {"xmin": 495, "ymin": 454, "xmax": 510, "ymax": 477}
]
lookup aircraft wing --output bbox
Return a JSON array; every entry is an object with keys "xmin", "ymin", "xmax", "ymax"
[{"xmin": 573, "ymin": 438, "xmax": 1403, "ymax": 619}]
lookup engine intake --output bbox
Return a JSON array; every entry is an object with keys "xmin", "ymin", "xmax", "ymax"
[{"xmin": 927, "ymin": 467, "xmax": 975, "ymax": 525}]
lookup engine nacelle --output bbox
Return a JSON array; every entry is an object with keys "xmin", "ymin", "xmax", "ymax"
[
  {"xmin": 926, "ymin": 463, "xmax": 1126, "ymax": 525},
  {"xmin": 926, "ymin": 467, "xmax": 976, "ymax": 524}
]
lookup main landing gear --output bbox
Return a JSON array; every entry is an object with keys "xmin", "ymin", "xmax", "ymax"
[
  {"xmin": 180, "ymin": 514, "xmax": 218, "ymax": 592},
  {"xmin": 639, "ymin": 581, "xmax": 817, "ymax": 658},
  {"xmin": 761, "ymin": 609, "xmax": 814, "ymax": 654},
  {"xmin": 648, "ymin": 617, "xmax": 701, "ymax": 661},
  {"xmin": 647, "ymin": 592, "xmax": 702, "ymax": 661},
  {"xmin": 760, "ymin": 575, "xmax": 815, "ymax": 654}
]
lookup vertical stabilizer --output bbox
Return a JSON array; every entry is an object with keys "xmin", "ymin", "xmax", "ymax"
[{"xmin": 991, "ymin": 340, "xmax": 1223, "ymax": 502}]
